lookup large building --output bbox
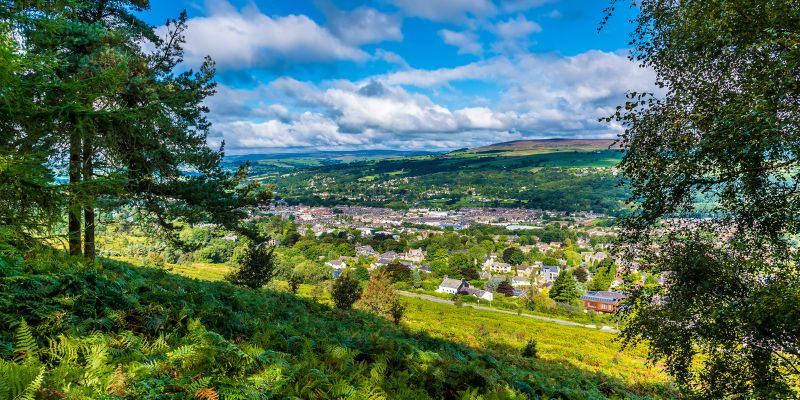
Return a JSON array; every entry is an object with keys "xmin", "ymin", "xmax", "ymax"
[{"xmin": 581, "ymin": 291, "xmax": 626, "ymax": 313}]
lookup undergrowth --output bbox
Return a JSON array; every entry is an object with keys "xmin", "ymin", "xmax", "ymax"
[{"xmin": 0, "ymin": 250, "xmax": 674, "ymax": 399}]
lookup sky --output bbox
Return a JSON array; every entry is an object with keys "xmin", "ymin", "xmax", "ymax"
[{"xmin": 140, "ymin": 0, "xmax": 655, "ymax": 154}]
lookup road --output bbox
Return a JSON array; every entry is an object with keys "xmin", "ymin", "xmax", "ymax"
[{"xmin": 398, "ymin": 291, "xmax": 618, "ymax": 333}]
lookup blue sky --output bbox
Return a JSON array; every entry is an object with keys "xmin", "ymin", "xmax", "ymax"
[{"xmin": 142, "ymin": 0, "xmax": 654, "ymax": 154}]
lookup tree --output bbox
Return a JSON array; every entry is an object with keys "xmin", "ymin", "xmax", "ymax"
[
  {"xmin": 573, "ymin": 267, "xmax": 589, "ymax": 283},
  {"xmin": 331, "ymin": 272, "xmax": 362, "ymax": 310},
  {"xmin": 9, "ymin": 2, "xmax": 269, "ymax": 260},
  {"xmin": 356, "ymin": 270, "xmax": 405, "ymax": 324},
  {"xmin": 607, "ymin": 0, "xmax": 800, "ymax": 396},
  {"xmin": 588, "ymin": 266, "xmax": 615, "ymax": 292},
  {"xmin": 460, "ymin": 267, "xmax": 479, "ymax": 281},
  {"xmin": 502, "ymin": 247, "xmax": 525, "ymax": 266},
  {"xmin": 549, "ymin": 271, "xmax": 579, "ymax": 304},
  {"xmin": 496, "ymin": 280, "xmax": 515, "ymax": 297},
  {"xmin": 226, "ymin": 242, "xmax": 274, "ymax": 289},
  {"xmin": 384, "ymin": 261, "xmax": 412, "ymax": 283},
  {"xmin": 411, "ymin": 270, "xmax": 422, "ymax": 289}
]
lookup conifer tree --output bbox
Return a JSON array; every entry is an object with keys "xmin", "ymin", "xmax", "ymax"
[{"xmin": 549, "ymin": 270, "xmax": 579, "ymax": 303}]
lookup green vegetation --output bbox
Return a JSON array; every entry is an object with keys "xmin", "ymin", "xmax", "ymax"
[
  {"xmin": 0, "ymin": 251, "xmax": 675, "ymax": 399},
  {"xmin": 610, "ymin": 0, "xmax": 800, "ymax": 396},
  {"xmin": 257, "ymin": 149, "xmax": 627, "ymax": 213}
]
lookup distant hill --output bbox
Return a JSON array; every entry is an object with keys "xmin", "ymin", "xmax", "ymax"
[
  {"xmin": 460, "ymin": 138, "xmax": 619, "ymax": 156},
  {"xmin": 225, "ymin": 149, "xmax": 434, "ymax": 164}
]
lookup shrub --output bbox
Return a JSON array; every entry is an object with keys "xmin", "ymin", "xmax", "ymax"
[
  {"xmin": 496, "ymin": 281, "xmax": 515, "ymax": 297},
  {"xmin": 226, "ymin": 241, "xmax": 275, "ymax": 289},
  {"xmin": 331, "ymin": 273, "xmax": 362, "ymax": 310},
  {"xmin": 522, "ymin": 339, "xmax": 539, "ymax": 358},
  {"xmin": 356, "ymin": 270, "xmax": 405, "ymax": 325}
]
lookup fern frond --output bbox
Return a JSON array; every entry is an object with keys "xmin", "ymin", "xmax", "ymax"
[{"xmin": 13, "ymin": 320, "xmax": 38, "ymax": 364}]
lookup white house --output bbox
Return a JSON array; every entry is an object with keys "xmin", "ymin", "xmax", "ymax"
[
  {"xmin": 511, "ymin": 277, "xmax": 531, "ymax": 287},
  {"xmin": 436, "ymin": 277, "xmax": 468, "ymax": 294},
  {"xmin": 539, "ymin": 265, "xmax": 561, "ymax": 282}
]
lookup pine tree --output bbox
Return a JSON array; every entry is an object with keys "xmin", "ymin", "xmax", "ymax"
[
  {"xmin": 9, "ymin": 1, "xmax": 270, "ymax": 258},
  {"xmin": 549, "ymin": 270, "xmax": 579, "ymax": 304}
]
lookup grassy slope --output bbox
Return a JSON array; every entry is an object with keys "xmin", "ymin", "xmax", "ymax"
[
  {"xmin": 171, "ymin": 261, "xmax": 674, "ymax": 398},
  {"xmin": 0, "ymin": 252, "xmax": 674, "ymax": 399}
]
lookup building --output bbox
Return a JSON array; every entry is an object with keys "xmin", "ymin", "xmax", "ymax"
[
  {"xmin": 462, "ymin": 287, "xmax": 494, "ymax": 301},
  {"xmin": 581, "ymin": 291, "xmax": 626, "ymax": 313},
  {"xmin": 511, "ymin": 277, "xmax": 531, "ymax": 287},
  {"xmin": 490, "ymin": 262, "xmax": 512, "ymax": 274},
  {"xmin": 404, "ymin": 248, "xmax": 426, "ymax": 262},
  {"xmin": 516, "ymin": 265, "xmax": 534, "ymax": 277},
  {"xmin": 355, "ymin": 245, "xmax": 378, "ymax": 258},
  {"xmin": 539, "ymin": 265, "xmax": 560, "ymax": 282},
  {"xmin": 436, "ymin": 277, "xmax": 469, "ymax": 294}
]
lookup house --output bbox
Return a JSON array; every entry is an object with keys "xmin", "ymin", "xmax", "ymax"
[
  {"xmin": 581, "ymin": 291, "xmax": 626, "ymax": 313},
  {"xmin": 490, "ymin": 262, "xmax": 512, "ymax": 274},
  {"xmin": 610, "ymin": 277, "xmax": 624, "ymax": 289},
  {"xmin": 482, "ymin": 256, "xmax": 496, "ymax": 270},
  {"xmin": 436, "ymin": 277, "xmax": 469, "ymax": 294},
  {"xmin": 479, "ymin": 270, "xmax": 492, "ymax": 280},
  {"xmin": 379, "ymin": 251, "xmax": 399, "ymax": 261},
  {"xmin": 463, "ymin": 287, "xmax": 494, "ymax": 301},
  {"xmin": 516, "ymin": 265, "xmax": 534, "ymax": 277},
  {"xmin": 511, "ymin": 277, "xmax": 531, "ymax": 287},
  {"xmin": 417, "ymin": 265, "xmax": 433, "ymax": 273},
  {"xmin": 539, "ymin": 265, "xmax": 561, "ymax": 282},
  {"xmin": 325, "ymin": 259, "xmax": 347, "ymax": 269},
  {"xmin": 355, "ymin": 245, "xmax": 377, "ymax": 257},
  {"xmin": 404, "ymin": 248, "xmax": 426, "ymax": 262}
]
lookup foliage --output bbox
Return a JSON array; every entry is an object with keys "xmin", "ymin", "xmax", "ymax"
[
  {"xmin": 502, "ymin": 247, "xmax": 525, "ymax": 266},
  {"xmin": 331, "ymin": 273, "xmax": 362, "ymax": 310},
  {"xmin": 521, "ymin": 339, "xmax": 539, "ymax": 359},
  {"xmin": 573, "ymin": 266, "xmax": 589, "ymax": 283},
  {"xmin": 225, "ymin": 241, "xmax": 275, "ymax": 289},
  {"xmin": 588, "ymin": 265, "xmax": 615, "ymax": 292},
  {"xmin": 384, "ymin": 261, "xmax": 412, "ymax": 283},
  {"xmin": 496, "ymin": 281, "xmax": 515, "ymax": 297},
  {"xmin": 550, "ymin": 271, "xmax": 580, "ymax": 304},
  {"xmin": 607, "ymin": 0, "xmax": 800, "ymax": 396}
]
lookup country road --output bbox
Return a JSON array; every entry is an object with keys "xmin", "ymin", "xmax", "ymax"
[{"xmin": 398, "ymin": 291, "xmax": 619, "ymax": 333}]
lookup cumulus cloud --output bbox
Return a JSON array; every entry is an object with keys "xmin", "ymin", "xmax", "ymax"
[
  {"xmin": 207, "ymin": 50, "xmax": 657, "ymax": 153},
  {"xmin": 321, "ymin": 3, "xmax": 403, "ymax": 45},
  {"xmin": 168, "ymin": 1, "xmax": 366, "ymax": 69},
  {"xmin": 390, "ymin": 0, "xmax": 496, "ymax": 22},
  {"xmin": 493, "ymin": 15, "xmax": 541, "ymax": 38},
  {"xmin": 439, "ymin": 29, "xmax": 483, "ymax": 55}
]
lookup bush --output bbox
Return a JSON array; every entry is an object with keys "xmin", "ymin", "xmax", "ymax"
[
  {"xmin": 522, "ymin": 339, "xmax": 539, "ymax": 358},
  {"xmin": 331, "ymin": 273, "xmax": 362, "ymax": 310},
  {"xmin": 226, "ymin": 241, "xmax": 275, "ymax": 289}
]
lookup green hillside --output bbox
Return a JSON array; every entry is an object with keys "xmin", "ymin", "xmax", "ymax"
[
  {"xmin": 256, "ymin": 147, "xmax": 626, "ymax": 213},
  {"xmin": 0, "ymin": 252, "xmax": 674, "ymax": 399}
]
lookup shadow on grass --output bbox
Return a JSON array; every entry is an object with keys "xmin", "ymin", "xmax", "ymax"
[{"xmin": 0, "ymin": 257, "xmax": 675, "ymax": 399}]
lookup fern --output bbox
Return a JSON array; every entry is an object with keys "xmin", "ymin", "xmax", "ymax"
[
  {"xmin": 15, "ymin": 367, "xmax": 43, "ymax": 400},
  {"xmin": 13, "ymin": 320, "xmax": 37, "ymax": 364}
]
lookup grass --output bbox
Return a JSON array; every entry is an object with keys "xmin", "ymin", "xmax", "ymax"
[
  {"xmin": 162, "ymin": 260, "xmax": 675, "ymax": 398},
  {"xmin": 1, "ymin": 252, "xmax": 678, "ymax": 399}
]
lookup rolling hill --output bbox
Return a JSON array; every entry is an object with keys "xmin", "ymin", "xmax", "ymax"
[{"xmin": 245, "ymin": 139, "xmax": 628, "ymax": 213}]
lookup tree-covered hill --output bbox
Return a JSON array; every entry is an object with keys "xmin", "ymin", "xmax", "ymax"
[{"xmin": 254, "ymin": 148, "xmax": 627, "ymax": 213}]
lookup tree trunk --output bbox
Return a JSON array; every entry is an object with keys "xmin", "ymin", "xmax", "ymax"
[
  {"xmin": 68, "ymin": 132, "xmax": 82, "ymax": 256},
  {"xmin": 83, "ymin": 137, "xmax": 94, "ymax": 260}
]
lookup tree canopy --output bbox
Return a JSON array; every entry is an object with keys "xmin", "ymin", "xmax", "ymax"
[{"xmin": 608, "ymin": 0, "xmax": 800, "ymax": 396}]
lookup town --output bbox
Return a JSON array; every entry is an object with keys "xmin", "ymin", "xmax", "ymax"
[{"xmin": 259, "ymin": 204, "xmax": 644, "ymax": 317}]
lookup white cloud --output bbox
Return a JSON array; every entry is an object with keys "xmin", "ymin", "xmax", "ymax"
[
  {"xmin": 390, "ymin": 0, "xmax": 496, "ymax": 22},
  {"xmin": 207, "ymin": 50, "xmax": 658, "ymax": 152},
  {"xmin": 169, "ymin": 1, "xmax": 366, "ymax": 69},
  {"xmin": 439, "ymin": 29, "xmax": 483, "ymax": 55},
  {"xmin": 493, "ymin": 15, "xmax": 541, "ymax": 38},
  {"xmin": 322, "ymin": 4, "xmax": 403, "ymax": 45}
]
